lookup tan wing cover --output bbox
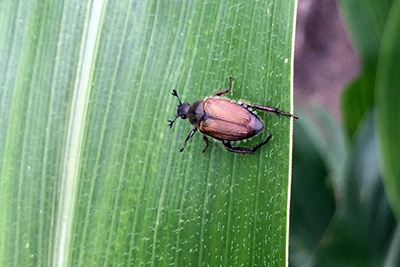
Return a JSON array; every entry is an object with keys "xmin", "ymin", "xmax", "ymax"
[{"xmin": 200, "ymin": 98, "xmax": 263, "ymax": 141}]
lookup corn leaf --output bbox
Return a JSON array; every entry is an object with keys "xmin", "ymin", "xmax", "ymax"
[{"xmin": 0, "ymin": 0, "xmax": 296, "ymax": 266}]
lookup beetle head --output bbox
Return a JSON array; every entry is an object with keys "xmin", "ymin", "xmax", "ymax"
[
  {"xmin": 168, "ymin": 89, "xmax": 191, "ymax": 128},
  {"xmin": 177, "ymin": 102, "xmax": 190, "ymax": 119}
]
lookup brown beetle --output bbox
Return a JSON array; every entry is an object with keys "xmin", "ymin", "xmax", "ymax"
[{"xmin": 168, "ymin": 77, "xmax": 298, "ymax": 154}]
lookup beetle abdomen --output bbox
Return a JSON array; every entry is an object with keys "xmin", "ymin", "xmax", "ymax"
[{"xmin": 200, "ymin": 98, "xmax": 264, "ymax": 141}]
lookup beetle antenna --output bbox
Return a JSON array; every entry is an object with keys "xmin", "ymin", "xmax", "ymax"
[
  {"xmin": 168, "ymin": 116, "xmax": 179, "ymax": 128},
  {"xmin": 172, "ymin": 89, "xmax": 182, "ymax": 105}
]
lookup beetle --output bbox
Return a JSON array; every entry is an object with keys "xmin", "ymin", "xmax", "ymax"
[{"xmin": 168, "ymin": 77, "xmax": 298, "ymax": 154}]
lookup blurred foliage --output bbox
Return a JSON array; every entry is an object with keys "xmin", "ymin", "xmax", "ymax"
[
  {"xmin": 291, "ymin": 112, "xmax": 399, "ymax": 266},
  {"xmin": 339, "ymin": 0, "xmax": 393, "ymax": 139},
  {"xmin": 290, "ymin": 0, "xmax": 400, "ymax": 266}
]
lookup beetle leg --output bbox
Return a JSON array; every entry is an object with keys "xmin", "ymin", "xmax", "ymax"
[
  {"xmin": 213, "ymin": 77, "xmax": 232, "ymax": 97},
  {"xmin": 222, "ymin": 133, "xmax": 273, "ymax": 154},
  {"xmin": 243, "ymin": 103, "xmax": 299, "ymax": 119},
  {"xmin": 168, "ymin": 115, "xmax": 179, "ymax": 128},
  {"xmin": 180, "ymin": 128, "xmax": 198, "ymax": 152},
  {"xmin": 202, "ymin": 135, "xmax": 209, "ymax": 153},
  {"xmin": 222, "ymin": 140, "xmax": 254, "ymax": 154}
]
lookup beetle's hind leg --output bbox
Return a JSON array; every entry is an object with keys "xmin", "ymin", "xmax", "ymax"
[
  {"xmin": 242, "ymin": 103, "xmax": 299, "ymax": 119},
  {"xmin": 202, "ymin": 135, "xmax": 209, "ymax": 153},
  {"xmin": 213, "ymin": 77, "xmax": 233, "ymax": 97},
  {"xmin": 222, "ymin": 133, "xmax": 273, "ymax": 154}
]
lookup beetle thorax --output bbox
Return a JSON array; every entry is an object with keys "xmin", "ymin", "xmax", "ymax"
[{"xmin": 187, "ymin": 100, "xmax": 205, "ymax": 127}]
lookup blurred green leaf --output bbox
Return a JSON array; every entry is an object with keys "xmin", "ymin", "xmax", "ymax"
[
  {"xmin": 375, "ymin": 0, "xmax": 400, "ymax": 221},
  {"xmin": 290, "ymin": 111, "xmax": 336, "ymax": 267},
  {"xmin": 314, "ymin": 113, "xmax": 398, "ymax": 267},
  {"xmin": 0, "ymin": 0, "xmax": 296, "ymax": 266},
  {"xmin": 340, "ymin": 68, "xmax": 375, "ymax": 139},
  {"xmin": 290, "ymin": 106, "xmax": 347, "ymax": 266},
  {"xmin": 299, "ymin": 106, "xmax": 347, "ymax": 192},
  {"xmin": 291, "ymin": 110, "xmax": 399, "ymax": 267},
  {"xmin": 338, "ymin": 0, "xmax": 393, "ymax": 138}
]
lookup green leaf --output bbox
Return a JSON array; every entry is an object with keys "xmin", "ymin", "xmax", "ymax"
[
  {"xmin": 290, "ymin": 112, "xmax": 335, "ymax": 266},
  {"xmin": 314, "ymin": 113, "xmax": 399, "ymax": 267},
  {"xmin": 340, "ymin": 68, "xmax": 375, "ymax": 139},
  {"xmin": 290, "ymin": 110, "xmax": 400, "ymax": 266},
  {"xmin": 297, "ymin": 106, "xmax": 347, "ymax": 191},
  {"xmin": 290, "ymin": 106, "xmax": 347, "ymax": 266},
  {"xmin": 338, "ymin": 0, "xmax": 393, "ymax": 138},
  {"xmin": 0, "ymin": 0, "xmax": 296, "ymax": 266},
  {"xmin": 375, "ymin": 0, "xmax": 400, "ymax": 221}
]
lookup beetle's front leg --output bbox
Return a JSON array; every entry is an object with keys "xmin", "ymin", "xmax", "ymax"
[
  {"xmin": 180, "ymin": 128, "xmax": 198, "ymax": 152},
  {"xmin": 213, "ymin": 77, "xmax": 232, "ymax": 97}
]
